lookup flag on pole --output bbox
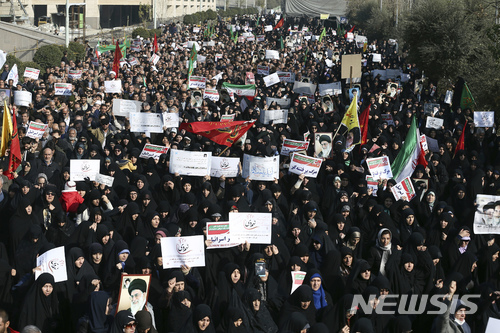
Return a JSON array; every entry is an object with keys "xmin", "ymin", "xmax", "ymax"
[
  {"xmin": 280, "ymin": 36, "xmax": 284, "ymax": 50},
  {"xmin": 112, "ymin": 41, "xmax": 122, "ymax": 75},
  {"xmin": 391, "ymin": 116, "xmax": 427, "ymax": 183},
  {"xmin": 460, "ymin": 82, "xmax": 475, "ymax": 110},
  {"xmin": 0, "ymin": 100, "xmax": 13, "ymax": 157},
  {"xmin": 344, "ymin": 25, "xmax": 355, "ymax": 38},
  {"xmin": 319, "ymin": 28, "xmax": 326, "ymax": 43},
  {"xmin": 340, "ymin": 96, "xmax": 361, "ymax": 152},
  {"xmin": 274, "ymin": 18, "xmax": 284, "ymax": 30},
  {"xmin": 454, "ymin": 120, "xmax": 467, "ymax": 158},
  {"xmin": 359, "ymin": 104, "xmax": 370, "ymax": 148},
  {"xmin": 221, "ymin": 83, "xmax": 256, "ymax": 101},
  {"xmin": 179, "ymin": 120, "xmax": 255, "ymax": 146},
  {"xmin": 3, "ymin": 103, "xmax": 21, "ymax": 179},
  {"xmin": 256, "ymin": 16, "xmax": 260, "ymax": 27},
  {"xmin": 188, "ymin": 45, "xmax": 197, "ymax": 82},
  {"xmin": 153, "ymin": 34, "xmax": 158, "ymax": 53},
  {"xmin": 7, "ymin": 64, "xmax": 18, "ymax": 86}
]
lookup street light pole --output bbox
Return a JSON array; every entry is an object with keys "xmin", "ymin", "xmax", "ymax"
[{"xmin": 65, "ymin": 0, "xmax": 69, "ymax": 47}]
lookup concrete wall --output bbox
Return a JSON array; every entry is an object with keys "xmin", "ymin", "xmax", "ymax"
[{"xmin": 0, "ymin": 21, "xmax": 65, "ymax": 62}]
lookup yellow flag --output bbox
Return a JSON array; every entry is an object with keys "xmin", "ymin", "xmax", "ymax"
[
  {"xmin": 341, "ymin": 96, "xmax": 359, "ymax": 131},
  {"xmin": 320, "ymin": 14, "xmax": 330, "ymax": 20},
  {"xmin": 1, "ymin": 100, "xmax": 13, "ymax": 157}
]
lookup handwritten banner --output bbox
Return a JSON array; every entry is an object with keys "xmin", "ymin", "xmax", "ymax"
[
  {"xmin": 204, "ymin": 89, "xmax": 219, "ymax": 101},
  {"xmin": 189, "ymin": 76, "xmax": 206, "ymax": 89}
]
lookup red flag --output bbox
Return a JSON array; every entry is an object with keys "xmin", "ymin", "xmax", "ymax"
[
  {"xmin": 3, "ymin": 106, "xmax": 22, "ymax": 180},
  {"xmin": 344, "ymin": 25, "xmax": 355, "ymax": 38},
  {"xmin": 153, "ymin": 34, "xmax": 158, "ymax": 53},
  {"xmin": 112, "ymin": 41, "xmax": 122, "ymax": 75},
  {"xmin": 180, "ymin": 120, "xmax": 255, "ymax": 147},
  {"xmin": 274, "ymin": 18, "xmax": 284, "ymax": 30},
  {"xmin": 454, "ymin": 120, "xmax": 467, "ymax": 158},
  {"xmin": 359, "ymin": 104, "xmax": 370, "ymax": 149}
]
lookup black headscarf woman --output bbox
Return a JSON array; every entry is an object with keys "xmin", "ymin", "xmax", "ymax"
[
  {"xmin": 104, "ymin": 240, "xmax": 136, "ymax": 294},
  {"xmin": 278, "ymin": 285, "xmax": 316, "ymax": 328},
  {"xmin": 478, "ymin": 243, "xmax": 500, "ymax": 283},
  {"xmin": 279, "ymin": 311, "xmax": 310, "ymax": 333},
  {"xmin": 19, "ymin": 273, "xmax": 60, "ymax": 333},
  {"xmin": 9, "ymin": 198, "xmax": 38, "ymax": 259},
  {"xmin": 165, "ymin": 290, "xmax": 193, "ymax": 333},
  {"xmin": 66, "ymin": 247, "xmax": 96, "ymax": 302},
  {"xmin": 85, "ymin": 291, "xmax": 111, "ymax": 333},
  {"xmin": 184, "ymin": 304, "xmax": 216, "ymax": 333},
  {"xmin": 216, "ymin": 306, "xmax": 250, "ymax": 333},
  {"xmin": 14, "ymin": 224, "xmax": 47, "ymax": 277},
  {"xmin": 242, "ymin": 288, "xmax": 278, "ymax": 333},
  {"xmin": 110, "ymin": 310, "xmax": 136, "ymax": 333},
  {"xmin": 320, "ymin": 294, "xmax": 358, "ymax": 333},
  {"xmin": 215, "ymin": 263, "xmax": 246, "ymax": 323},
  {"xmin": 137, "ymin": 211, "xmax": 161, "ymax": 245},
  {"xmin": 346, "ymin": 259, "xmax": 374, "ymax": 294},
  {"xmin": 115, "ymin": 202, "xmax": 142, "ymax": 244}
]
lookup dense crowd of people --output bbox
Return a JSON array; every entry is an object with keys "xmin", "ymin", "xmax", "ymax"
[{"xmin": 0, "ymin": 12, "xmax": 499, "ymax": 333}]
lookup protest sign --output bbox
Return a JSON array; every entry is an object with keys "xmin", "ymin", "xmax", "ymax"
[
  {"xmin": 265, "ymin": 50, "xmax": 280, "ymax": 59},
  {"xmin": 281, "ymin": 139, "xmax": 309, "ymax": 156},
  {"xmin": 193, "ymin": 26, "xmax": 200, "ymax": 33},
  {"xmin": 204, "ymin": 89, "xmax": 219, "ymax": 101},
  {"xmin": 257, "ymin": 35, "xmax": 265, "ymax": 42},
  {"xmin": 289, "ymin": 153, "xmax": 322, "ymax": 178},
  {"xmin": 381, "ymin": 114, "xmax": 395, "ymax": 126},
  {"xmin": 23, "ymin": 67, "xmax": 40, "ymax": 80},
  {"xmin": 149, "ymin": 54, "xmax": 160, "ymax": 65},
  {"xmin": 95, "ymin": 173, "xmax": 115, "ymax": 187},
  {"xmin": 229, "ymin": 212, "xmax": 272, "ymax": 244},
  {"xmin": 70, "ymin": 159, "xmax": 101, "ymax": 181},
  {"xmin": 266, "ymin": 97, "xmax": 291, "ymax": 108},
  {"xmin": 366, "ymin": 156, "xmax": 393, "ymax": 180},
  {"xmin": 169, "ymin": 150, "xmax": 211, "ymax": 176},
  {"xmin": 366, "ymin": 176, "xmax": 379, "ymax": 196},
  {"xmin": 104, "ymin": 80, "xmax": 122, "ymax": 94},
  {"xmin": 26, "ymin": 122, "xmax": 48, "ymax": 139},
  {"xmin": 486, "ymin": 318, "xmax": 500, "ymax": 333},
  {"xmin": 54, "ymin": 83, "xmax": 73, "ymax": 96},
  {"xmin": 206, "ymin": 222, "xmax": 239, "ymax": 249},
  {"xmin": 112, "ymin": 99, "xmax": 142, "ymax": 116},
  {"xmin": 276, "ymin": 71, "xmax": 294, "ymax": 83},
  {"xmin": 189, "ymin": 76, "xmax": 206, "ymax": 89},
  {"xmin": 264, "ymin": 25, "xmax": 273, "ymax": 32},
  {"xmin": 139, "ymin": 144, "xmax": 169, "ymax": 159},
  {"xmin": 162, "ymin": 112, "xmax": 180, "ymax": 128},
  {"xmin": 474, "ymin": 111, "xmax": 495, "ymax": 127},
  {"xmin": 291, "ymin": 271, "xmax": 307, "ymax": 294},
  {"xmin": 426, "ymin": 136, "xmax": 440, "ymax": 152},
  {"xmin": 318, "ymin": 82, "xmax": 342, "ymax": 96},
  {"xmin": 341, "ymin": 54, "xmax": 362, "ymax": 79},
  {"xmin": 161, "ymin": 236, "xmax": 205, "ymax": 268},
  {"xmin": 220, "ymin": 114, "xmax": 235, "ymax": 121},
  {"xmin": 257, "ymin": 65, "xmax": 270, "ymax": 76},
  {"xmin": 426, "ymin": 116, "xmax": 444, "ymax": 129},
  {"xmin": 420, "ymin": 134, "xmax": 429, "ymax": 151},
  {"xmin": 242, "ymin": 154, "xmax": 279, "ymax": 181},
  {"xmin": 260, "ymin": 109, "xmax": 288, "ymax": 125},
  {"xmin": 129, "ymin": 112, "xmax": 163, "ymax": 133},
  {"xmin": 13, "ymin": 91, "xmax": 32, "ymax": 107},
  {"xmin": 372, "ymin": 53, "xmax": 382, "ymax": 62},
  {"xmin": 424, "ymin": 103, "xmax": 440, "ymax": 116},
  {"xmin": 263, "ymin": 73, "xmax": 280, "ymax": 87},
  {"xmin": 116, "ymin": 274, "xmax": 151, "ymax": 316},
  {"xmin": 293, "ymin": 81, "xmax": 317, "ymax": 95},
  {"xmin": 35, "ymin": 246, "xmax": 67, "ymax": 282},
  {"xmin": 68, "ymin": 69, "xmax": 82, "ymax": 80},
  {"xmin": 386, "ymin": 69, "xmax": 402, "ymax": 79},
  {"xmin": 128, "ymin": 57, "xmax": 139, "ymax": 66},
  {"xmin": 245, "ymin": 72, "xmax": 255, "ymax": 85},
  {"xmin": 391, "ymin": 177, "xmax": 416, "ymax": 201},
  {"xmin": 210, "ymin": 156, "xmax": 239, "ymax": 177},
  {"xmin": 473, "ymin": 195, "xmax": 500, "ymax": 234},
  {"xmin": 445, "ymin": 90, "xmax": 453, "ymax": 105}
]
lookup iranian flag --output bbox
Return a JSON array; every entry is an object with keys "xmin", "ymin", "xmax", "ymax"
[
  {"xmin": 391, "ymin": 116, "xmax": 427, "ymax": 183},
  {"xmin": 221, "ymin": 83, "xmax": 256, "ymax": 101}
]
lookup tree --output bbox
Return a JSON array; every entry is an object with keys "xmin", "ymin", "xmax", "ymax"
[{"xmin": 401, "ymin": 0, "xmax": 500, "ymax": 109}]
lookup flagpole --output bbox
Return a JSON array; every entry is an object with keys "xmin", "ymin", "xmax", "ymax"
[{"xmin": 218, "ymin": 146, "xmax": 230, "ymax": 156}]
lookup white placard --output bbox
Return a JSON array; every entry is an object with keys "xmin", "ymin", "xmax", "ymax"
[
  {"xmin": 112, "ymin": 99, "xmax": 142, "ymax": 116},
  {"xmin": 70, "ymin": 159, "xmax": 101, "ymax": 181},
  {"xmin": 35, "ymin": 246, "xmax": 67, "ymax": 282},
  {"xmin": 210, "ymin": 156, "xmax": 240, "ymax": 177},
  {"xmin": 486, "ymin": 317, "xmax": 500, "ymax": 333},
  {"xmin": 104, "ymin": 80, "xmax": 122, "ymax": 94},
  {"xmin": 128, "ymin": 57, "xmax": 139, "ymax": 66},
  {"xmin": 162, "ymin": 112, "xmax": 179, "ymax": 128},
  {"xmin": 197, "ymin": 55, "xmax": 206, "ymax": 63},
  {"xmin": 257, "ymin": 65, "xmax": 270, "ymax": 76},
  {"xmin": 266, "ymin": 97, "xmax": 291, "ymax": 108},
  {"xmin": 264, "ymin": 25, "xmax": 273, "ymax": 32},
  {"xmin": 366, "ymin": 156, "xmax": 393, "ymax": 180},
  {"xmin": 291, "ymin": 271, "xmax": 307, "ymax": 294},
  {"xmin": 293, "ymin": 81, "xmax": 317, "ymax": 95},
  {"xmin": 366, "ymin": 176, "xmax": 379, "ymax": 197},
  {"xmin": 204, "ymin": 89, "xmax": 219, "ymax": 101},
  {"xmin": 474, "ymin": 195, "xmax": 500, "ymax": 234},
  {"xmin": 95, "ymin": 173, "xmax": 115, "ymax": 187},
  {"xmin": 276, "ymin": 71, "xmax": 294, "ymax": 83},
  {"xmin": 169, "ymin": 150, "xmax": 211, "ymax": 176},
  {"xmin": 26, "ymin": 121, "xmax": 48, "ymax": 139},
  {"xmin": 260, "ymin": 109, "xmax": 288, "ymax": 125},
  {"xmin": 289, "ymin": 153, "xmax": 322, "ymax": 178},
  {"xmin": 263, "ymin": 73, "xmax": 280, "ymax": 87},
  {"xmin": 54, "ymin": 83, "xmax": 73, "ymax": 96},
  {"xmin": 150, "ymin": 54, "xmax": 160, "ymax": 65},
  {"xmin": 391, "ymin": 177, "xmax": 417, "ymax": 202},
  {"xmin": 13, "ymin": 91, "xmax": 32, "ymax": 107},
  {"xmin": 474, "ymin": 111, "xmax": 495, "ymax": 127},
  {"xmin": 189, "ymin": 76, "xmax": 206, "ymax": 89},
  {"xmin": 23, "ymin": 67, "xmax": 40, "ymax": 80},
  {"xmin": 161, "ymin": 236, "xmax": 205, "ymax": 268},
  {"xmin": 229, "ymin": 212, "xmax": 272, "ymax": 244},
  {"xmin": 242, "ymin": 154, "xmax": 279, "ymax": 181},
  {"xmin": 193, "ymin": 27, "xmax": 200, "ymax": 33},
  {"xmin": 206, "ymin": 222, "xmax": 239, "ymax": 249},
  {"xmin": 425, "ymin": 116, "xmax": 444, "ymax": 129},
  {"xmin": 265, "ymin": 50, "xmax": 280, "ymax": 60},
  {"xmin": 281, "ymin": 139, "xmax": 309, "ymax": 156},
  {"xmin": 68, "ymin": 69, "xmax": 82, "ymax": 80},
  {"xmin": 372, "ymin": 53, "xmax": 382, "ymax": 62},
  {"xmin": 420, "ymin": 134, "xmax": 428, "ymax": 151},
  {"xmin": 139, "ymin": 143, "xmax": 169, "ymax": 159},
  {"xmin": 129, "ymin": 112, "xmax": 163, "ymax": 133},
  {"xmin": 318, "ymin": 82, "xmax": 342, "ymax": 96}
]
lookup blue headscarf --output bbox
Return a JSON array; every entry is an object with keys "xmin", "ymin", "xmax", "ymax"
[{"xmin": 310, "ymin": 273, "xmax": 328, "ymax": 310}]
